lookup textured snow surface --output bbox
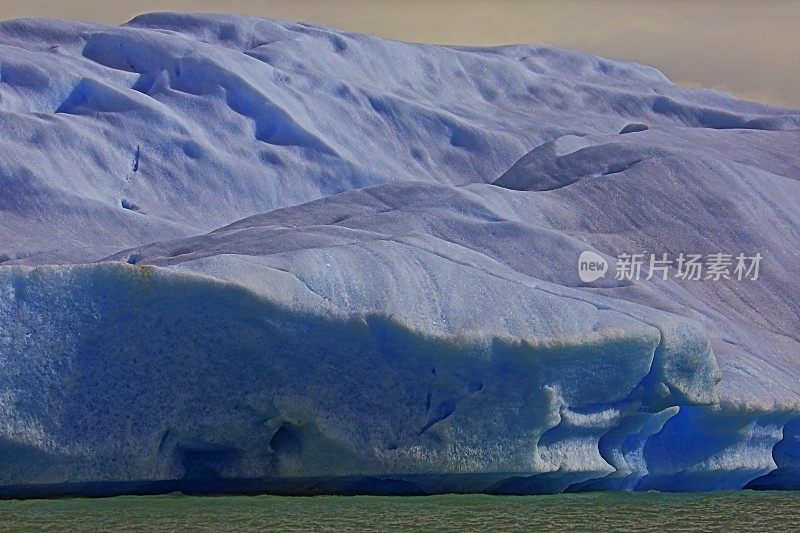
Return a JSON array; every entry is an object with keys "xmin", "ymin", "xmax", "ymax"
[{"xmin": 0, "ymin": 13, "xmax": 799, "ymax": 496}]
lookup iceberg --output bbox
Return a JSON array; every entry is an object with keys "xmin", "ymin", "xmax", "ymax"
[{"xmin": 0, "ymin": 13, "xmax": 798, "ymax": 496}]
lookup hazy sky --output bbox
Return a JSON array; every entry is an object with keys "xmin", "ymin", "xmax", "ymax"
[{"xmin": 1, "ymin": 0, "xmax": 798, "ymax": 108}]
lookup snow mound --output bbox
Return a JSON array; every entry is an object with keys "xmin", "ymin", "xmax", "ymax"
[
  {"xmin": 1, "ymin": 13, "xmax": 797, "ymax": 262},
  {"xmin": 0, "ymin": 13, "xmax": 798, "ymax": 496}
]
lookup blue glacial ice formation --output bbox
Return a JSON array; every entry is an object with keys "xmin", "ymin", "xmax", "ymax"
[{"xmin": 0, "ymin": 13, "xmax": 798, "ymax": 496}]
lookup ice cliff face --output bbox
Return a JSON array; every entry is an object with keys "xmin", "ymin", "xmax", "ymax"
[{"xmin": 0, "ymin": 13, "xmax": 798, "ymax": 496}]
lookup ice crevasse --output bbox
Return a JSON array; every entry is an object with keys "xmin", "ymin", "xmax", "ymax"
[{"xmin": 0, "ymin": 13, "xmax": 799, "ymax": 496}]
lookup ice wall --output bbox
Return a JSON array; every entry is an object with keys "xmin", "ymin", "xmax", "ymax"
[{"xmin": 0, "ymin": 13, "xmax": 798, "ymax": 496}]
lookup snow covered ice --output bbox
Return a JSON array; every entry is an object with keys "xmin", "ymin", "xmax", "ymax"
[{"xmin": 0, "ymin": 13, "xmax": 798, "ymax": 496}]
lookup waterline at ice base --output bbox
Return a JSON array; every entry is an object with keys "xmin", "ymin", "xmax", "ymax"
[{"xmin": 0, "ymin": 13, "xmax": 798, "ymax": 497}]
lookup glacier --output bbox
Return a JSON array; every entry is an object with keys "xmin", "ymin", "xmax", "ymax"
[{"xmin": 0, "ymin": 13, "xmax": 798, "ymax": 497}]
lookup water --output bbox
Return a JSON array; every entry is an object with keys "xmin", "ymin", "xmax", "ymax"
[{"xmin": 2, "ymin": 492, "xmax": 799, "ymax": 532}]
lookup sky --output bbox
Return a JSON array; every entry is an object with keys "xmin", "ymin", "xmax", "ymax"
[{"xmin": 1, "ymin": 0, "xmax": 798, "ymax": 108}]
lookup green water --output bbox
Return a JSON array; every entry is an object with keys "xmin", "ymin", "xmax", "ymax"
[{"xmin": 1, "ymin": 492, "xmax": 799, "ymax": 532}]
